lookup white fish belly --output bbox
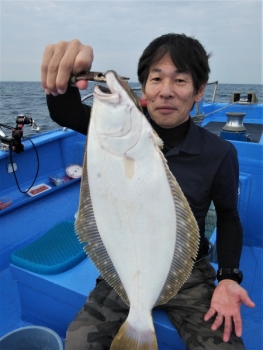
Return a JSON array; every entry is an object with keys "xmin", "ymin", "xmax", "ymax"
[{"xmin": 87, "ymin": 117, "xmax": 176, "ymax": 310}]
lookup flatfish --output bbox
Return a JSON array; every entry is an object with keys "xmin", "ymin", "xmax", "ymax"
[{"xmin": 75, "ymin": 70, "xmax": 199, "ymax": 349}]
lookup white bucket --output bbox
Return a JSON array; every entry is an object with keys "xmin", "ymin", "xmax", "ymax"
[{"xmin": 0, "ymin": 326, "xmax": 63, "ymax": 350}]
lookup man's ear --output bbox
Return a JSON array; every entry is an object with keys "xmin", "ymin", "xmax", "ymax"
[{"xmin": 195, "ymin": 84, "xmax": 206, "ymax": 103}]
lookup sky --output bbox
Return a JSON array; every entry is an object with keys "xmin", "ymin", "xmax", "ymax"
[{"xmin": 0, "ymin": 0, "xmax": 262, "ymax": 84}]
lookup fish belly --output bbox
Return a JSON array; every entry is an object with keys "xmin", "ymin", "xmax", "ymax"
[{"xmin": 87, "ymin": 116, "xmax": 176, "ymax": 313}]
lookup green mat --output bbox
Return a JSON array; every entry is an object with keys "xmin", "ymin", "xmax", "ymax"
[{"xmin": 10, "ymin": 221, "xmax": 87, "ymax": 275}]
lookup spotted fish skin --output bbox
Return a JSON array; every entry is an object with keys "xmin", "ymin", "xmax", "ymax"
[{"xmin": 75, "ymin": 70, "xmax": 199, "ymax": 350}]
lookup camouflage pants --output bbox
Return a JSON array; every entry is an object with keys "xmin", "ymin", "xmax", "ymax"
[{"xmin": 65, "ymin": 259, "xmax": 245, "ymax": 350}]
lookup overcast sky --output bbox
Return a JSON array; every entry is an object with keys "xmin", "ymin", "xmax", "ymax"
[{"xmin": 1, "ymin": 0, "xmax": 262, "ymax": 84}]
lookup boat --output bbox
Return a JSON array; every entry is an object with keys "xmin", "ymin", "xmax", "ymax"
[{"xmin": 0, "ymin": 83, "xmax": 262, "ymax": 350}]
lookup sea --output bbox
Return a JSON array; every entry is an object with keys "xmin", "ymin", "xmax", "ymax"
[{"xmin": 0, "ymin": 81, "xmax": 262, "ymax": 137}]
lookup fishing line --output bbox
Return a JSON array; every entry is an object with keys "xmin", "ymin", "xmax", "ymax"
[{"xmin": 9, "ymin": 136, "xmax": 40, "ymax": 194}]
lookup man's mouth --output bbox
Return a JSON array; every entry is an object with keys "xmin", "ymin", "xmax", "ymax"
[{"xmin": 156, "ymin": 106, "xmax": 176, "ymax": 113}]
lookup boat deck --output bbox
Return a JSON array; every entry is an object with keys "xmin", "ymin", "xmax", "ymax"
[{"xmin": 204, "ymin": 122, "xmax": 263, "ymax": 143}]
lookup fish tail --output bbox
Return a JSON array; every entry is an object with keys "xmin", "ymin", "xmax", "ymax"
[{"xmin": 110, "ymin": 320, "xmax": 157, "ymax": 350}]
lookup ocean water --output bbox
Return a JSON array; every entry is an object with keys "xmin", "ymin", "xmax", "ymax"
[{"xmin": 0, "ymin": 81, "xmax": 262, "ymax": 137}]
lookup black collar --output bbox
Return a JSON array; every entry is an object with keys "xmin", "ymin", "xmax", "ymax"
[{"xmin": 148, "ymin": 116, "xmax": 201, "ymax": 156}]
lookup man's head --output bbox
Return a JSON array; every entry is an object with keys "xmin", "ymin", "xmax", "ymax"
[
  {"xmin": 137, "ymin": 33, "xmax": 211, "ymax": 94},
  {"xmin": 137, "ymin": 34, "xmax": 211, "ymax": 128}
]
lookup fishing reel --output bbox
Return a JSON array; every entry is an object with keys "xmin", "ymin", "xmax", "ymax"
[{"xmin": 0, "ymin": 114, "xmax": 40, "ymax": 153}]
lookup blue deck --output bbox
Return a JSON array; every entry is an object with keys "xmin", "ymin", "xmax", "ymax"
[{"xmin": 0, "ymin": 99, "xmax": 262, "ymax": 349}]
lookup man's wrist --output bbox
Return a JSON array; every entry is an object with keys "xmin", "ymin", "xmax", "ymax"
[{"xmin": 217, "ymin": 268, "xmax": 243, "ymax": 284}]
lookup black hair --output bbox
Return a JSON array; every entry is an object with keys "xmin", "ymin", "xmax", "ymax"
[{"xmin": 137, "ymin": 33, "xmax": 211, "ymax": 93}]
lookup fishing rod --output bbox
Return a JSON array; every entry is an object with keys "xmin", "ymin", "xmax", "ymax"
[
  {"xmin": 0, "ymin": 115, "xmax": 40, "ymax": 193},
  {"xmin": 0, "ymin": 115, "xmax": 40, "ymax": 153}
]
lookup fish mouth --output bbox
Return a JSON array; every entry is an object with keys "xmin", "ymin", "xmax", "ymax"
[
  {"xmin": 94, "ymin": 84, "xmax": 116, "ymax": 97},
  {"xmin": 97, "ymin": 85, "xmax": 111, "ymax": 94},
  {"xmin": 94, "ymin": 84, "xmax": 121, "ymax": 104},
  {"xmin": 93, "ymin": 72, "xmax": 121, "ymax": 104},
  {"xmin": 95, "ymin": 70, "xmax": 121, "ymax": 94},
  {"xmin": 94, "ymin": 70, "xmax": 142, "ymax": 111}
]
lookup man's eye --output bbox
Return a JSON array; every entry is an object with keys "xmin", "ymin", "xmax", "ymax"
[
  {"xmin": 175, "ymin": 79, "xmax": 185, "ymax": 83},
  {"xmin": 152, "ymin": 77, "xmax": 161, "ymax": 81}
]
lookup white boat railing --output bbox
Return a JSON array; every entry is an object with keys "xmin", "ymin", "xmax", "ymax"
[{"xmin": 206, "ymin": 81, "xmax": 218, "ymax": 102}]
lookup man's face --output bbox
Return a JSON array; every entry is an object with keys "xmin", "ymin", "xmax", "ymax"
[{"xmin": 142, "ymin": 54, "xmax": 205, "ymax": 128}]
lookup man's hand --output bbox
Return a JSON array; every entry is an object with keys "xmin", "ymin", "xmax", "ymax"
[
  {"xmin": 41, "ymin": 39, "xmax": 93, "ymax": 95},
  {"xmin": 204, "ymin": 280, "xmax": 255, "ymax": 342}
]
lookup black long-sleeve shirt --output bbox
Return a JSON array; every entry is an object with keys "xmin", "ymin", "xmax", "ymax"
[{"xmin": 46, "ymin": 87, "xmax": 243, "ymax": 281}]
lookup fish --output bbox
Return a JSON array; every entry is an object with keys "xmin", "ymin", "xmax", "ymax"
[{"xmin": 75, "ymin": 70, "xmax": 199, "ymax": 350}]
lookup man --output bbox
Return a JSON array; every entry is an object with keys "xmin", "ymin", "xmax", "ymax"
[{"xmin": 41, "ymin": 34, "xmax": 255, "ymax": 350}]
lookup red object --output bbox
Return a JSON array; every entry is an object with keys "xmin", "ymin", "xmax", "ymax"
[
  {"xmin": 0, "ymin": 201, "xmax": 12, "ymax": 210},
  {"xmin": 140, "ymin": 98, "xmax": 147, "ymax": 107},
  {"xmin": 29, "ymin": 185, "xmax": 49, "ymax": 195}
]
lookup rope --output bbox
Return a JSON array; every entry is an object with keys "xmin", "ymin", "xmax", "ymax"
[{"xmin": 203, "ymin": 101, "xmax": 240, "ymax": 118}]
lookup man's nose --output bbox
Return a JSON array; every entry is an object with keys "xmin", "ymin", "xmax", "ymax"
[{"xmin": 159, "ymin": 80, "xmax": 175, "ymax": 98}]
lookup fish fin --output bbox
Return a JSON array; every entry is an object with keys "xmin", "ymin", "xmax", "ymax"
[
  {"xmin": 75, "ymin": 141, "xmax": 130, "ymax": 305},
  {"xmin": 155, "ymin": 150, "xmax": 200, "ymax": 306},
  {"xmin": 149, "ymin": 130, "xmax": 164, "ymax": 149},
  {"xmin": 111, "ymin": 320, "xmax": 157, "ymax": 350}
]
